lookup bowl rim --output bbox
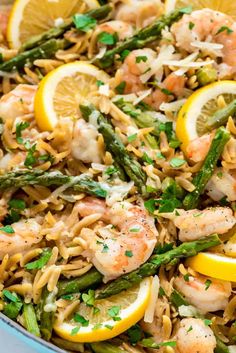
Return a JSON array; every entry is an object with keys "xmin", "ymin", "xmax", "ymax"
[{"xmin": 0, "ymin": 312, "xmax": 66, "ymax": 353}]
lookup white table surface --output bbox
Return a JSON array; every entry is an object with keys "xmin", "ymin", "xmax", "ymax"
[{"xmin": 0, "ymin": 327, "xmax": 37, "ymax": 353}]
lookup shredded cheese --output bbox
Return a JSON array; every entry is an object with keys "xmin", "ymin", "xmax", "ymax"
[{"xmin": 144, "ymin": 275, "xmax": 160, "ymax": 323}]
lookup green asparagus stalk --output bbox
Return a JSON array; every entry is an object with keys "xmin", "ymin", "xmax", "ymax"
[
  {"xmin": 57, "ymin": 268, "xmax": 103, "ymax": 297},
  {"xmin": 0, "ymin": 39, "xmax": 68, "ymax": 73},
  {"xmin": 196, "ymin": 67, "xmax": 217, "ymax": 87},
  {"xmin": 52, "ymin": 338, "xmax": 84, "ymax": 352},
  {"xmin": 170, "ymin": 289, "xmax": 230, "ymax": 353},
  {"xmin": 39, "ymin": 287, "xmax": 55, "ymax": 341},
  {"xmin": 94, "ymin": 9, "xmax": 189, "ymax": 68},
  {"xmin": 23, "ymin": 304, "xmax": 40, "ymax": 337},
  {"xmin": 0, "ymin": 169, "xmax": 107, "ymax": 198},
  {"xmin": 183, "ymin": 127, "xmax": 230, "ymax": 210},
  {"xmin": 90, "ymin": 342, "xmax": 129, "ymax": 353},
  {"xmin": 206, "ymin": 99, "xmax": 236, "ymax": 130},
  {"xmin": 21, "ymin": 5, "xmax": 112, "ymax": 51},
  {"xmin": 97, "ymin": 234, "xmax": 220, "ymax": 299},
  {"xmin": 80, "ymin": 105, "xmax": 147, "ymax": 195}
]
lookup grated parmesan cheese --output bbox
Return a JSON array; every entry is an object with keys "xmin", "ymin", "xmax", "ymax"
[
  {"xmin": 133, "ymin": 89, "xmax": 152, "ymax": 105},
  {"xmin": 144, "ymin": 275, "xmax": 160, "ymax": 323},
  {"xmin": 160, "ymin": 99, "xmax": 187, "ymax": 112},
  {"xmin": 99, "ymin": 83, "xmax": 110, "ymax": 97},
  {"xmin": 54, "ymin": 17, "xmax": 64, "ymax": 27}
]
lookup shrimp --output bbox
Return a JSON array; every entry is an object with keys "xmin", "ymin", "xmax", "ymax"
[
  {"xmin": 0, "ymin": 6, "xmax": 10, "ymax": 39},
  {"xmin": 77, "ymin": 197, "xmax": 158, "ymax": 281},
  {"xmin": 174, "ymin": 274, "xmax": 231, "ymax": 313},
  {"xmin": 206, "ymin": 168, "xmax": 236, "ymax": 202},
  {"xmin": 171, "ymin": 9, "xmax": 236, "ymax": 77},
  {"xmin": 115, "ymin": 0, "xmax": 163, "ymax": 28},
  {"xmin": 161, "ymin": 207, "xmax": 236, "ymax": 242},
  {"xmin": 0, "ymin": 219, "xmax": 42, "ymax": 260},
  {"xmin": 71, "ymin": 119, "xmax": 102, "ymax": 164},
  {"xmin": 0, "ymin": 84, "xmax": 37, "ymax": 121},
  {"xmin": 97, "ymin": 21, "xmax": 134, "ymax": 41},
  {"xmin": 176, "ymin": 318, "xmax": 216, "ymax": 353},
  {"xmin": 186, "ymin": 134, "xmax": 213, "ymax": 163},
  {"xmin": 118, "ymin": 49, "xmax": 186, "ymax": 110}
]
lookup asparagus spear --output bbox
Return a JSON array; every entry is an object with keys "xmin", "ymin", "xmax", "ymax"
[
  {"xmin": 94, "ymin": 9, "xmax": 188, "ymax": 68},
  {"xmin": 39, "ymin": 287, "xmax": 55, "ymax": 341},
  {"xmin": 21, "ymin": 5, "xmax": 112, "ymax": 51},
  {"xmin": 170, "ymin": 289, "xmax": 230, "ymax": 353},
  {"xmin": 97, "ymin": 234, "xmax": 220, "ymax": 299},
  {"xmin": 52, "ymin": 338, "xmax": 84, "ymax": 352},
  {"xmin": 23, "ymin": 304, "xmax": 40, "ymax": 337},
  {"xmin": 80, "ymin": 105, "xmax": 147, "ymax": 195},
  {"xmin": 183, "ymin": 127, "xmax": 230, "ymax": 210},
  {"xmin": 206, "ymin": 99, "xmax": 236, "ymax": 130},
  {"xmin": 90, "ymin": 342, "xmax": 129, "ymax": 353},
  {"xmin": 0, "ymin": 169, "xmax": 107, "ymax": 198},
  {"xmin": 57, "ymin": 268, "xmax": 103, "ymax": 297},
  {"xmin": 0, "ymin": 39, "xmax": 68, "ymax": 73}
]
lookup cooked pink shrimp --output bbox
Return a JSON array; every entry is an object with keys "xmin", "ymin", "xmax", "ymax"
[
  {"xmin": 118, "ymin": 49, "xmax": 186, "ymax": 110},
  {"xmin": 77, "ymin": 197, "xmax": 158, "ymax": 281},
  {"xmin": 115, "ymin": 0, "xmax": 163, "ymax": 28},
  {"xmin": 174, "ymin": 274, "xmax": 231, "ymax": 313},
  {"xmin": 97, "ymin": 20, "xmax": 134, "ymax": 41},
  {"xmin": 206, "ymin": 168, "xmax": 236, "ymax": 202},
  {"xmin": 161, "ymin": 207, "xmax": 236, "ymax": 242},
  {"xmin": 0, "ymin": 219, "xmax": 42, "ymax": 260},
  {"xmin": 186, "ymin": 134, "xmax": 213, "ymax": 162},
  {"xmin": 0, "ymin": 85, "xmax": 37, "ymax": 121},
  {"xmin": 171, "ymin": 9, "xmax": 236, "ymax": 77},
  {"xmin": 0, "ymin": 6, "xmax": 10, "ymax": 38},
  {"xmin": 176, "ymin": 318, "xmax": 216, "ymax": 353}
]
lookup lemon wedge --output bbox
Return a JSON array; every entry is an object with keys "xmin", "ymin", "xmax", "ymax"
[
  {"xmin": 54, "ymin": 278, "xmax": 151, "ymax": 343},
  {"xmin": 34, "ymin": 61, "xmax": 109, "ymax": 131},
  {"xmin": 7, "ymin": 0, "xmax": 100, "ymax": 49},
  {"xmin": 165, "ymin": 0, "xmax": 236, "ymax": 19},
  {"xmin": 186, "ymin": 252, "xmax": 236, "ymax": 282},
  {"xmin": 176, "ymin": 80, "xmax": 236, "ymax": 153}
]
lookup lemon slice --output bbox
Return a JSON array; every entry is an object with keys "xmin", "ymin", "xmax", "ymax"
[
  {"xmin": 7, "ymin": 0, "xmax": 100, "ymax": 49},
  {"xmin": 165, "ymin": 0, "xmax": 236, "ymax": 19},
  {"xmin": 176, "ymin": 80, "xmax": 236, "ymax": 152},
  {"xmin": 186, "ymin": 252, "xmax": 236, "ymax": 282},
  {"xmin": 54, "ymin": 278, "xmax": 151, "ymax": 343},
  {"xmin": 34, "ymin": 61, "xmax": 109, "ymax": 131}
]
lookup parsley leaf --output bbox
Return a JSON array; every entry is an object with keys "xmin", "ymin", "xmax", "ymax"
[
  {"xmin": 159, "ymin": 287, "xmax": 166, "ymax": 297},
  {"xmin": 169, "ymin": 157, "xmax": 186, "ymax": 168},
  {"xmin": 129, "ymin": 227, "xmax": 141, "ymax": 233},
  {"xmin": 98, "ymin": 32, "xmax": 118, "ymax": 45},
  {"xmin": 8, "ymin": 199, "xmax": 26, "ymax": 210},
  {"xmin": 16, "ymin": 121, "xmax": 30, "ymax": 144},
  {"xmin": 108, "ymin": 306, "xmax": 121, "ymax": 321},
  {"xmin": 3, "ymin": 290, "xmax": 19, "ymax": 303},
  {"xmin": 71, "ymin": 327, "xmax": 80, "ymax": 335},
  {"xmin": 204, "ymin": 319, "xmax": 212, "ymax": 326},
  {"xmin": 205, "ymin": 279, "xmax": 212, "ymax": 290},
  {"xmin": 24, "ymin": 144, "xmax": 37, "ymax": 168},
  {"xmin": 125, "ymin": 250, "xmax": 133, "ymax": 257},
  {"xmin": 136, "ymin": 55, "xmax": 148, "ymax": 63},
  {"xmin": 105, "ymin": 166, "xmax": 118, "ymax": 175},
  {"xmin": 0, "ymin": 225, "xmax": 14, "ymax": 234},
  {"xmin": 115, "ymin": 81, "xmax": 126, "ymax": 94},
  {"xmin": 96, "ymin": 80, "xmax": 104, "ymax": 87},
  {"xmin": 73, "ymin": 14, "xmax": 97, "ymax": 32},
  {"xmin": 2, "ymin": 290, "xmax": 23, "ymax": 319},
  {"xmin": 161, "ymin": 88, "xmax": 173, "ymax": 96},
  {"xmin": 144, "ymin": 199, "xmax": 157, "ymax": 214},
  {"xmin": 142, "ymin": 152, "xmax": 154, "ymax": 165},
  {"xmin": 102, "ymin": 243, "xmax": 109, "ymax": 253},
  {"xmin": 189, "ymin": 22, "xmax": 195, "ymax": 30},
  {"xmin": 127, "ymin": 133, "xmax": 137, "ymax": 143},
  {"xmin": 216, "ymin": 26, "xmax": 233, "ymax": 35},
  {"xmin": 82, "ymin": 290, "xmax": 95, "ymax": 307},
  {"xmin": 74, "ymin": 313, "xmax": 89, "ymax": 326},
  {"xmin": 119, "ymin": 49, "xmax": 130, "ymax": 62},
  {"xmin": 127, "ymin": 324, "xmax": 142, "ymax": 345},
  {"xmin": 25, "ymin": 248, "xmax": 52, "ymax": 270}
]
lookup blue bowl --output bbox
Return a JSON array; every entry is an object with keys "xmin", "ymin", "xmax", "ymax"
[{"xmin": 0, "ymin": 313, "xmax": 66, "ymax": 353}]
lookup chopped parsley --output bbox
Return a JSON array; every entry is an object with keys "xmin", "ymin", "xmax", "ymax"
[
  {"xmin": 104, "ymin": 324, "xmax": 113, "ymax": 330},
  {"xmin": 156, "ymin": 152, "xmax": 165, "ymax": 159},
  {"xmin": 136, "ymin": 55, "xmax": 148, "ymax": 63},
  {"xmin": 102, "ymin": 243, "xmax": 109, "ymax": 253},
  {"xmin": 92, "ymin": 323, "xmax": 102, "ymax": 331},
  {"xmin": 25, "ymin": 248, "xmax": 52, "ymax": 270},
  {"xmin": 115, "ymin": 81, "xmax": 126, "ymax": 94},
  {"xmin": 105, "ymin": 166, "xmax": 118, "ymax": 175},
  {"xmin": 73, "ymin": 14, "xmax": 97, "ymax": 32},
  {"xmin": 189, "ymin": 22, "xmax": 195, "ymax": 30},
  {"xmin": 0, "ymin": 225, "xmax": 14, "ymax": 234},
  {"xmin": 74, "ymin": 313, "xmax": 89, "ymax": 327},
  {"xmin": 169, "ymin": 157, "xmax": 186, "ymax": 168},
  {"xmin": 98, "ymin": 32, "xmax": 118, "ymax": 45},
  {"xmin": 183, "ymin": 273, "xmax": 190, "ymax": 282},
  {"xmin": 144, "ymin": 199, "xmax": 157, "ymax": 214},
  {"xmin": 24, "ymin": 143, "xmax": 37, "ymax": 168},
  {"xmin": 129, "ymin": 227, "xmax": 140, "ymax": 233},
  {"xmin": 81, "ymin": 290, "xmax": 95, "ymax": 307},
  {"xmin": 2, "ymin": 290, "xmax": 23, "ymax": 319},
  {"xmin": 205, "ymin": 279, "xmax": 212, "ymax": 290},
  {"xmin": 204, "ymin": 319, "xmax": 212, "ymax": 326},
  {"xmin": 108, "ymin": 306, "xmax": 121, "ymax": 321},
  {"xmin": 127, "ymin": 324, "xmax": 142, "ymax": 345},
  {"xmin": 119, "ymin": 49, "xmax": 130, "ymax": 61},
  {"xmin": 71, "ymin": 327, "xmax": 80, "ymax": 335},
  {"xmin": 169, "ymin": 139, "xmax": 181, "ymax": 149},
  {"xmin": 127, "ymin": 133, "xmax": 137, "ymax": 143},
  {"xmin": 16, "ymin": 121, "xmax": 30, "ymax": 144},
  {"xmin": 216, "ymin": 26, "xmax": 233, "ymax": 35},
  {"xmin": 125, "ymin": 250, "xmax": 133, "ymax": 257},
  {"xmin": 161, "ymin": 88, "xmax": 173, "ymax": 96},
  {"xmin": 96, "ymin": 80, "xmax": 104, "ymax": 87},
  {"xmin": 187, "ymin": 325, "xmax": 193, "ymax": 333},
  {"xmin": 142, "ymin": 152, "xmax": 154, "ymax": 165},
  {"xmin": 8, "ymin": 199, "xmax": 26, "ymax": 210},
  {"xmin": 3, "ymin": 290, "xmax": 19, "ymax": 303},
  {"xmin": 38, "ymin": 154, "xmax": 54, "ymax": 164},
  {"xmin": 159, "ymin": 287, "xmax": 166, "ymax": 297},
  {"xmin": 61, "ymin": 294, "xmax": 74, "ymax": 300}
]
